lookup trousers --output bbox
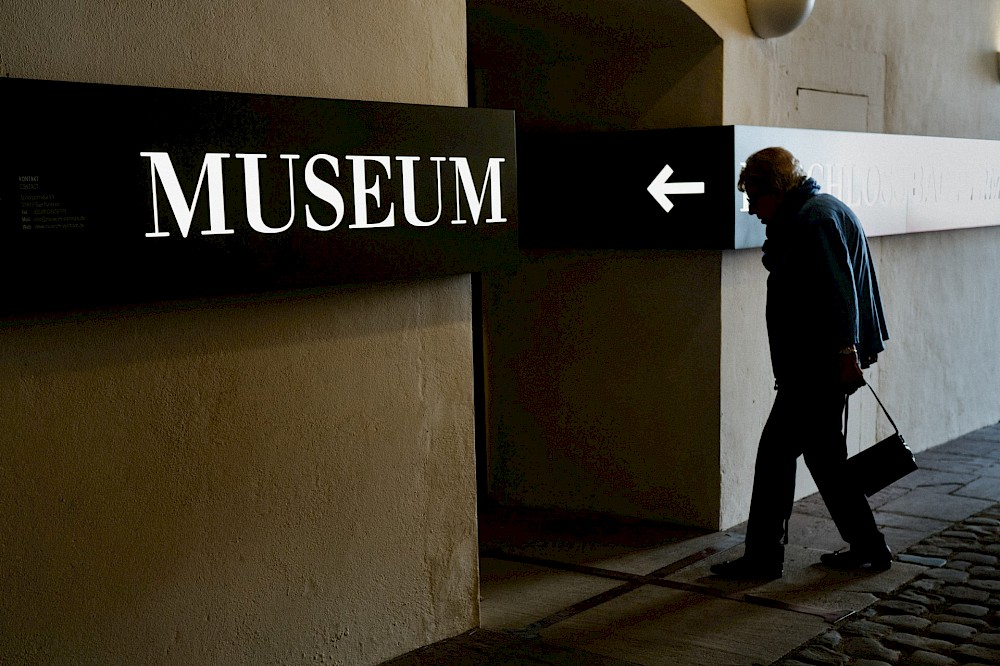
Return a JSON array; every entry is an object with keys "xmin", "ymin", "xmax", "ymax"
[{"xmin": 744, "ymin": 383, "xmax": 884, "ymax": 556}]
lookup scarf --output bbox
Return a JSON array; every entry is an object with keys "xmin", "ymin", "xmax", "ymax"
[{"xmin": 761, "ymin": 177, "xmax": 821, "ymax": 273}]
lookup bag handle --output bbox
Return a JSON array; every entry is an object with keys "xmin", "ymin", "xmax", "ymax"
[
  {"xmin": 845, "ymin": 384, "xmax": 900, "ymax": 438},
  {"xmin": 865, "ymin": 384, "xmax": 900, "ymax": 435}
]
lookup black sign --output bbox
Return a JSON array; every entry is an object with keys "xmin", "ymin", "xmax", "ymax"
[
  {"xmin": 517, "ymin": 127, "xmax": 734, "ymax": 250},
  {"xmin": 1, "ymin": 78, "xmax": 518, "ymax": 315}
]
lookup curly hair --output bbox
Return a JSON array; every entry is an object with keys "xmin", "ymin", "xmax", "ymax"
[{"xmin": 738, "ymin": 147, "xmax": 808, "ymax": 194}]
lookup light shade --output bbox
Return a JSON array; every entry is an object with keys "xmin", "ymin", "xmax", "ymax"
[{"xmin": 746, "ymin": 0, "xmax": 815, "ymax": 39}]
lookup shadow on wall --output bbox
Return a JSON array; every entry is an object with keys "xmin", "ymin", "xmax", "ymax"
[
  {"xmin": 468, "ymin": 0, "xmax": 723, "ymax": 132},
  {"xmin": 482, "ymin": 250, "xmax": 723, "ymax": 528}
]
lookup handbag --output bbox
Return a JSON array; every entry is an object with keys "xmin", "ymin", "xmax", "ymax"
[{"xmin": 844, "ymin": 384, "xmax": 917, "ymax": 497}]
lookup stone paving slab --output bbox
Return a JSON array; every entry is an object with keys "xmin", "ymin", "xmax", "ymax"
[
  {"xmin": 539, "ymin": 585, "xmax": 828, "ymax": 666},
  {"xmin": 786, "ymin": 502, "xmax": 950, "ymax": 554},
  {"xmin": 917, "ymin": 453, "xmax": 1000, "ymax": 476},
  {"xmin": 480, "ymin": 557, "xmax": 625, "ymax": 631},
  {"xmin": 868, "ymin": 483, "xmax": 916, "ymax": 510},
  {"xmin": 669, "ymin": 543, "xmax": 925, "ymax": 620},
  {"xmin": 956, "ymin": 475, "xmax": 1000, "ymax": 501},
  {"xmin": 589, "ymin": 531, "xmax": 744, "ymax": 577},
  {"xmin": 791, "ymin": 492, "xmax": 838, "ymax": 519},
  {"xmin": 382, "ymin": 628, "xmax": 641, "ymax": 665},
  {"xmin": 786, "ymin": 512, "xmax": 851, "ymax": 553},
  {"xmin": 891, "ymin": 467, "xmax": 974, "ymax": 490},
  {"xmin": 937, "ymin": 437, "xmax": 1000, "ymax": 458},
  {"xmin": 875, "ymin": 511, "xmax": 952, "ymax": 535},
  {"xmin": 878, "ymin": 487, "xmax": 995, "ymax": 522}
]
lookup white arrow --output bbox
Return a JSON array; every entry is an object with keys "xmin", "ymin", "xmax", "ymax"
[{"xmin": 646, "ymin": 164, "xmax": 705, "ymax": 213}]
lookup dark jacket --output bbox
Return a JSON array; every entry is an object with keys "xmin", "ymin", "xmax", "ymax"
[{"xmin": 762, "ymin": 178, "xmax": 889, "ymax": 385}]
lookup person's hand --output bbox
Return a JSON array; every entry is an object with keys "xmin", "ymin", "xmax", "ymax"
[{"xmin": 838, "ymin": 350, "xmax": 865, "ymax": 395}]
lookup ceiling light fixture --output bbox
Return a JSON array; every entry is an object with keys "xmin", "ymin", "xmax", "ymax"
[{"xmin": 746, "ymin": 0, "xmax": 815, "ymax": 39}]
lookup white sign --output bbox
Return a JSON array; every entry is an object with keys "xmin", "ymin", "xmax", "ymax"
[{"xmin": 733, "ymin": 126, "xmax": 1000, "ymax": 249}]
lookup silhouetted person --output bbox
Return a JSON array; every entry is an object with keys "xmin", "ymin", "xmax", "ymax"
[{"xmin": 711, "ymin": 147, "xmax": 891, "ymax": 580}]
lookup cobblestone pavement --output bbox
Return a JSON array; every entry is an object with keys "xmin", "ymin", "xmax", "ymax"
[{"xmin": 775, "ymin": 505, "xmax": 1000, "ymax": 666}]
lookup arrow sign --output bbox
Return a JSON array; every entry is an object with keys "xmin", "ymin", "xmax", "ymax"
[{"xmin": 646, "ymin": 164, "xmax": 705, "ymax": 213}]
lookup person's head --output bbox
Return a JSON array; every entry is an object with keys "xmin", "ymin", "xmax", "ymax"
[{"xmin": 738, "ymin": 147, "xmax": 808, "ymax": 223}]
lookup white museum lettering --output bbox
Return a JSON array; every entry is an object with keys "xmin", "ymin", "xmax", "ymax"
[
  {"xmin": 347, "ymin": 155, "xmax": 395, "ymax": 229},
  {"xmin": 304, "ymin": 154, "xmax": 345, "ymax": 231},
  {"xmin": 398, "ymin": 156, "xmax": 445, "ymax": 227},
  {"xmin": 451, "ymin": 157, "xmax": 507, "ymax": 224},
  {"xmin": 142, "ymin": 152, "xmax": 232, "ymax": 238},
  {"xmin": 140, "ymin": 151, "xmax": 507, "ymax": 238},
  {"xmin": 236, "ymin": 153, "xmax": 299, "ymax": 234}
]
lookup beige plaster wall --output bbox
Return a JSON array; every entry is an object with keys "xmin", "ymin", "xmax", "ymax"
[
  {"xmin": 0, "ymin": 1, "xmax": 476, "ymax": 664},
  {"xmin": 681, "ymin": 0, "xmax": 1000, "ymax": 527}
]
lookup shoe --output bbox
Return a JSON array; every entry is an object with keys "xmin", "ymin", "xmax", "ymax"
[
  {"xmin": 820, "ymin": 544, "xmax": 892, "ymax": 572},
  {"xmin": 710, "ymin": 555, "xmax": 783, "ymax": 581}
]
